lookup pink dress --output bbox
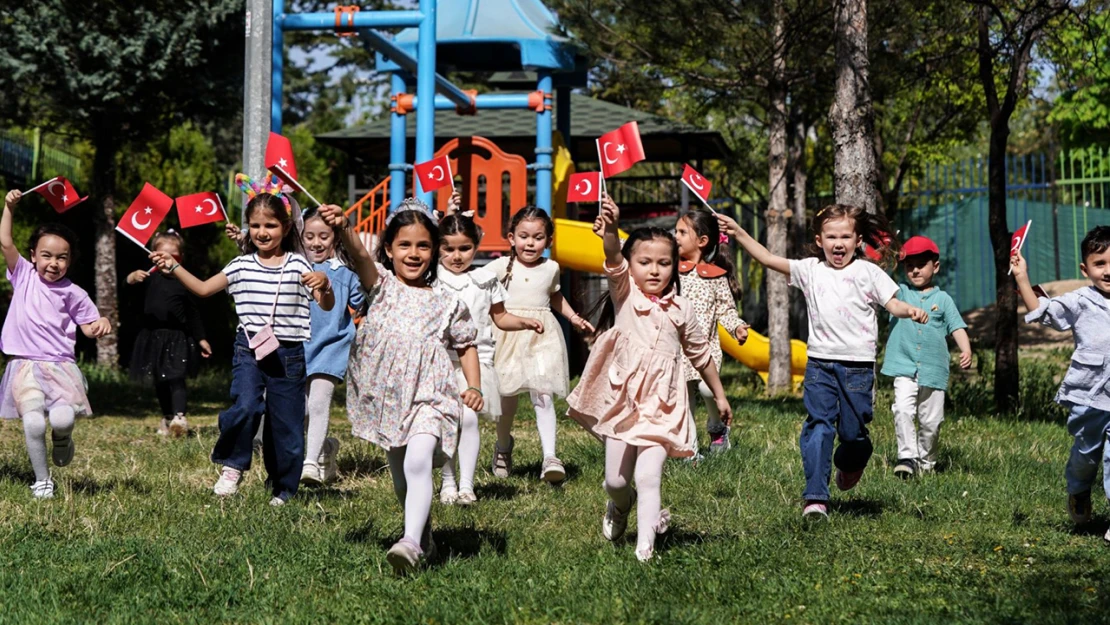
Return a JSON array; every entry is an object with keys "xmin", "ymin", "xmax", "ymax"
[{"xmin": 567, "ymin": 260, "xmax": 712, "ymax": 457}]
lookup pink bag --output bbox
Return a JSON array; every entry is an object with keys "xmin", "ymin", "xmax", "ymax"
[{"xmin": 245, "ymin": 255, "xmax": 288, "ymax": 361}]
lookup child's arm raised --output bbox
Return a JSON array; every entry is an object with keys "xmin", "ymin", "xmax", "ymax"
[
  {"xmin": 598, "ymin": 194, "xmax": 623, "ymax": 269},
  {"xmin": 2, "ymin": 190, "xmax": 23, "ymax": 273},
  {"xmin": 150, "ymin": 251, "xmax": 228, "ymax": 297},
  {"xmin": 319, "ymin": 204, "xmax": 379, "ymax": 292},
  {"xmin": 301, "ymin": 271, "xmax": 335, "ymax": 311},
  {"xmin": 1010, "ymin": 249, "xmax": 1043, "ymax": 313},
  {"xmin": 456, "ymin": 346, "xmax": 485, "ymax": 412},
  {"xmin": 489, "ymin": 302, "xmax": 544, "ymax": 333},
  {"xmin": 716, "ymin": 213, "xmax": 791, "ymax": 276}
]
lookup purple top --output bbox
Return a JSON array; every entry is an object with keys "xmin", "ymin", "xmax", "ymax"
[{"xmin": 1, "ymin": 256, "xmax": 101, "ymax": 362}]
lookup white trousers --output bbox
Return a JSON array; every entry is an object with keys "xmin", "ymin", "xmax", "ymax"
[{"xmin": 891, "ymin": 376, "xmax": 946, "ymax": 470}]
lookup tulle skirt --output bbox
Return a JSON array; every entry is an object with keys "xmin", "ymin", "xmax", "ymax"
[
  {"xmin": 492, "ymin": 308, "xmax": 569, "ymax": 397},
  {"xmin": 129, "ymin": 328, "xmax": 198, "ymax": 382},
  {"xmin": 0, "ymin": 359, "xmax": 91, "ymax": 420}
]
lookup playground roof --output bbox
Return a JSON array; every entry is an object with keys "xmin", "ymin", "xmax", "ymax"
[
  {"xmin": 316, "ymin": 94, "xmax": 731, "ymax": 164},
  {"xmin": 384, "ymin": 0, "xmax": 583, "ymax": 72}
]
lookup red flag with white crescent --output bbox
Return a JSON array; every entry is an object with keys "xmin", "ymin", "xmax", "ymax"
[
  {"xmin": 176, "ymin": 191, "xmax": 227, "ymax": 229},
  {"xmin": 116, "ymin": 183, "xmax": 173, "ymax": 249},
  {"xmin": 414, "ymin": 155, "xmax": 454, "ymax": 194},
  {"xmin": 597, "ymin": 122, "xmax": 646, "ymax": 178},
  {"xmin": 265, "ymin": 132, "xmax": 307, "ymax": 193},
  {"xmin": 567, "ymin": 172, "xmax": 601, "ymax": 203},
  {"xmin": 680, "ymin": 164, "xmax": 712, "ymax": 203},
  {"xmin": 1010, "ymin": 220, "xmax": 1032, "ymax": 254},
  {"xmin": 27, "ymin": 176, "xmax": 87, "ymax": 213}
]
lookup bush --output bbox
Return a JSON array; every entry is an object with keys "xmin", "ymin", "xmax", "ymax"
[{"xmin": 947, "ymin": 348, "xmax": 1069, "ymax": 423}]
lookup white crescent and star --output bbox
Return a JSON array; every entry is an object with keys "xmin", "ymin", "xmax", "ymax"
[
  {"xmin": 131, "ymin": 207, "xmax": 153, "ymax": 230},
  {"xmin": 202, "ymin": 198, "xmax": 220, "ymax": 216},
  {"xmin": 686, "ymin": 173, "xmax": 706, "ymax": 191},
  {"xmin": 575, "ymin": 177, "xmax": 593, "ymax": 196},
  {"xmin": 46, "ymin": 180, "xmax": 64, "ymax": 197},
  {"xmin": 278, "ymin": 158, "xmax": 288, "ymax": 169},
  {"xmin": 602, "ymin": 142, "xmax": 623, "ymax": 165},
  {"xmin": 429, "ymin": 165, "xmax": 445, "ymax": 181}
]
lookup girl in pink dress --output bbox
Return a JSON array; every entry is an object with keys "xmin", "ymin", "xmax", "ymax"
[{"xmin": 568, "ymin": 195, "xmax": 733, "ymax": 561}]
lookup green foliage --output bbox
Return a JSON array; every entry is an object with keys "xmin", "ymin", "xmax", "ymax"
[
  {"xmin": 945, "ymin": 348, "xmax": 1070, "ymax": 422},
  {"xmin": 1045, "ymin": 9, "xmax": 1110, "ymax": 147}
]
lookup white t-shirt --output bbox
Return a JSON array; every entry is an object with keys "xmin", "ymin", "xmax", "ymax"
[
  {"xmin": 788, "ymin": 257, "xmax": 899, "ymax": 362},
  {"xmin": 434, "ymin": 267, "xmax": 505, "ymax": 366}
]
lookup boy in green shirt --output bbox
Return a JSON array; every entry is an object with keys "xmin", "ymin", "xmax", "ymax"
[{"xmin": 881, "ymin": 236, "xmax": 973, "ymax": 478}]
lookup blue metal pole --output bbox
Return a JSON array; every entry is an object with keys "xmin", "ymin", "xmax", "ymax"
[
  {"xmin": 281, "ymin": 11, "xmax": 424, "ymax": 30},
  {"xmin": 405, "ymin": 93, "xmax": 534, "ymax": 111},
  {"xmin": 414, "ymin": 0, "xmax": 437, "ymax": 206},
  {"xmin": 389, "ymin": 72, "xmax": 408, "ymax": 211},
  {"xmin": 535, "ymin": 71, "xmax": 553, "ymax": 213},
  {"xmin": 271, "ymin": 0, "xmax": 285, "ymax": 134},
  {"xmin": 359, "ymin": 30, "xmax": 471, "ymax": 108}
]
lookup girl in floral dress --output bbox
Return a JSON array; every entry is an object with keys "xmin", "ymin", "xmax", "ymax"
[{"xmin": 319, "ymin": 200, "xmax": 483, "ymax": 576}]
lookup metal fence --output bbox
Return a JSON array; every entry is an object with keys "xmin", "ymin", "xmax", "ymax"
[{"xmin": 0, "ymin": 129, "xmax": 84, "ymax": 188}]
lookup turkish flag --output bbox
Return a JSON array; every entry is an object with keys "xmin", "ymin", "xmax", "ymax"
[
  {"xmin": 567, "ymin": 172, "xmax": 601, "ymax": 203},
  {"xmin": 680, "ymin": 164, "xmax": 712, "ymax": 203},
  {"xmin": 265, "ymin": 132, "xmax": 307, "ymax": 193},
  {"xmin": 116, "ymin": 183, "xmax": 173, "ymax": 249},
  {"xmin": 27, "ymin": 176, "xmax": 87, "ymax": 213},
  {"xmin": 176, "ymin": 191, "xmax": 226, "ymax": 229},
  {"xmin": 597, "ymin": 122, "xmax": 646, "ymax": 178},
  {"xmin": 1011, "ymin": 220, "xmax": 1032, "ymax": 254},
  {"xmin": 414, "ymin": 155, "xmax": 454, "ymax": 194}
]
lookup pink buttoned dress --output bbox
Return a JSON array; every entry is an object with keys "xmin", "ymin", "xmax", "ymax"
[{"xmin": 567, "ymin": 259, "xmax": 712, "ymax": 458}]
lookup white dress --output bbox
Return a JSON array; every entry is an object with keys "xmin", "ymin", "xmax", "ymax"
[
  {"xmin": 487, "ymin": 256, "xmax": 570, "ymax": 397},
  {"xmin": 434, "ymin": 267, "xmax": 504, "ymax": 419}
]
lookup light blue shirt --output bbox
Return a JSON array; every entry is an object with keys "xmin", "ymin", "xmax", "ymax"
[
  {"xmin": 304, "ymin": 259, "xmax": 365, "ymax": 379},
  {"xmin": 1025, "ymin": 286, "xmax": 1110, "ymax": 412}
]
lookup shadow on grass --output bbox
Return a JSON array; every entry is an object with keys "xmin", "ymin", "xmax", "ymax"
[
  {"xmin": 828, "ymin": 498, "xmax": 884, "ymax": 517},
  {"xmin": 1067, "ymin": 517, "xmax": 1110, "ymax": 539},
  {"xmin": 433, "ymin": 525, "xmax": 509, "ymax": 561},
  {"xmin": 296, "ymin": 486, "xmax": 354, "ymax": 502},
  {"xmin": 653, "ymin": 528, "xmax": 719, "ymax": 555},
  {"xmin": 0, "ymin": 462, "xmax": 35, "ymax": 485},
  {"xmin": 474, "ymin": 481, "xmax": 519, "ymax": 501},
  {"xmin": 338, "ymin": 454, "xmax": 388, "ymax": 479},
  {"xmin": 515, "ymin": 460, "xmax": 581, "ymax": 485},
  {"xmin": 68, "ymin": 475, "xmax": 149, "ymax": 495}
]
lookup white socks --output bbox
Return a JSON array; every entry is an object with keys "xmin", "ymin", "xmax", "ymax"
[
  {"xmin": 603, "ymin": 437, "xmax": 668, "ymax": 552},
  {"xmin": 304, "ymin": 375, "xmax": 336, "ymax": 462},
  {"xmin": 22, "ymin": 406, "xmax": 76, "ymax": 482},
  {"xmin": 387, "ymin": 433, "xmax": 438, "ymax": 545}
]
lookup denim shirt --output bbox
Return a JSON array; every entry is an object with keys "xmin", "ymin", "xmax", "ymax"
[{"xmin": 1025, "ymin": 286, "xmax": 1110, "ymax": 411}]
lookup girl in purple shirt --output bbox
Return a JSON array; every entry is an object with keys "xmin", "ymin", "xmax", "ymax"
[{"xmin": 0, "ymin": 190, "xmax": 111, "ymax": 500}]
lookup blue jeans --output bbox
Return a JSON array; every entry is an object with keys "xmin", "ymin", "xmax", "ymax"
[
  {"xmin": 211, "ymin": 333, "xmax": 306, "ymax": 500},
  {"xmin": 1064, "ymin": 403, "xmax": 1110, "ymax": 498},
  {"xmin": 800, "ymin": 358, "xmax": 876, "ymax": 502}
]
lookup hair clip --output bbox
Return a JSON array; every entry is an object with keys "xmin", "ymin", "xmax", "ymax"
[
  {"xmin": 719, "ymin": 233, "xmax": 729, "ymax": 244},
  {"xmin": 460, "ymin": 210, "xmax": 476, "ymax": 218}
]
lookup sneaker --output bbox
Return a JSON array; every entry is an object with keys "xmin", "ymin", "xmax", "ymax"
[
  {"xmin": 51, "ymin": 433, "xmax": 74, "ymax": 467},
  {"xmin": 802, "ymin": 501, "xmax": 828, "ymax": 520},
  {"xmin": 541, "ymin": 456, "xmax": 566, "ymax": 484},
  {"xmin": 456, "ymin": 490, "xmax": 477, "ymax": 506},
  {"xmin": 491, "ymin": 436, "xmax": 514, "ymax": 478},
  {"xmin": 836, "ymin": 468, "xmax": 864, "ymax": 491},
  {"xmin": 635, "ymin": 545, "xmax": 655, "ymax": 562},
  {"xmin": 30, "ymin": 480, "xmax": 54, "ymax": 500},
  {"xmin": 169, "ymin": 414, "xmax": 188, "ymax": 438},
  {"xmin": 708, "ymin": 425, "xmax": 732, "ymax": 454},
  {"xmin": 685, "ymin": 452, "xmax": 705, "ymax": 465},
  {"xmin": 893, "ymin": 459, "xmax": 916, "ymax": 480},
  {"xmin": 319, "ymin": 437, "xmax": 340, "ymax": 483},
  {"xmin": 440, "ymin": 484, "xmax": 459, "ymax": 505},
  {"xmin": 1069, "ymin": 490, "xmax": 1093, "ymax": 525},
  {"xmin": 157, "ymin": 418, "xmax": 171, "ymax": 436},
  {"xmin": 300, "ymin": 461, "xmax": 324, "ymax": 486},
  {"xmin": 386, "ymin": 537, "xmax": 423, "ymax": 576},
  {"xmin": 213, "ymin": 467, "xmax": 242, "ymax": 496},
  {"xmin": 602, "ymin": 489, "xmax": 637, "ymax": 541},
  {"xmin": 269, "ymin": 496, "xmax": 286, "ymax": 507}
]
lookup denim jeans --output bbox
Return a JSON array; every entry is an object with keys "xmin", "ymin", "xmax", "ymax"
[
  {"xmin": 801, "ymin": 358, "xmax": 876, "ymax": 502},
  {"xmin": 211, "ymin": 333, "xmax": 306, "ymax": 500},
  {"xmin": 1063, "ymin": 402, "xmax": 1110, "ymax": 498}
]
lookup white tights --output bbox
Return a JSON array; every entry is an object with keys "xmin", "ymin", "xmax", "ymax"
[
  {"xmin": 386, "ymin": 433, "xmax": 438, "ymax": 547},
  {"xmin": 441, "ymin": 406, "xmax": 479, "ymax": 493},
  {"xmin": 304, "ymin": 375, "xmax": 336, "ymax": 462},
  {"xmin": 497, "ymin": 392, "xmax": 557, "ymax": 458},
  {"xmin": 22, "ymin": 406, "xmax": 76, "ymax": 482},
  {"xmin": 603, "ymin": 437, "xmax": 669, "ymax": 552}
]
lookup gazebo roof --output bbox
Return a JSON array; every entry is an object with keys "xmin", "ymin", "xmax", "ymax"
[{"xmin": 316, "ymin": 93, "xmax": 731, "ymax": 164}]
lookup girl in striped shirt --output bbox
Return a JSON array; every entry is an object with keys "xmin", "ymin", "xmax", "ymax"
[{"xmin": 151, "ymin": 177, "xmax": 334, "ymax": 505}]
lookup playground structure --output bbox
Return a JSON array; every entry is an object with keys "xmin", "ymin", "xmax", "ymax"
[{"xmin": 250, "ymin": 0, "xmax": 806, "ymax": 384}]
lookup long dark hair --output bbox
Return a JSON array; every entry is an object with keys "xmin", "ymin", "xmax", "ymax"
[
  {"xmin": 242, "ymin": 193, "xmax": 304, "ymax": 256},
  {"xmin": 590, "ymin": 227, "xmax": 681, "ymax": 336},
  {"xmin": 809, "ymin": 203, "xmax": 899, "ymax": 270},
  {"xmin": 680, "ymin": 208, "xmax": 742, "ymax": 301},
  {"xmin": 28, "ymin": 223, "xmax": 80, "ymax": 260},
  {"xmin": 375, "ymin": 208, "xmax": 440, "ymax": 285},
  {"xmin": 301, "ymin": 206, "xmax": 354, "ymax": 268},
  {"xmin": 502, "ymin": 206, "xmax": 555, "ymax": 288}
]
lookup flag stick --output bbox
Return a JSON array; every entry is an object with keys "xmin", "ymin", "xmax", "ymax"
[
  {"xmin": 1007, "ymin": 219, "xmax": 1032, "ymax": 275},
  {"xmin": 298, "ymin": 185, "xmax": 323, "ymax": 208},
  {"xmin": 595, "ymin": 139, "xmax": 608, "ymax": 213},
  {"xmin": 115, "ymin": 227, "xmax": 153, "ymax": 255},
  {"xmin": 22, "ymin": 177, "xmax": 59, "ymax": 195},
  {"xmin": 448, "ymin": 158, "xmax": 456, "ymax": 191}
]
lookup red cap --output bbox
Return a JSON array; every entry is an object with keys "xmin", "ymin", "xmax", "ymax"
[{"xmin": 900, "ymin": 235, "xmax": 939, "ymax": 259}]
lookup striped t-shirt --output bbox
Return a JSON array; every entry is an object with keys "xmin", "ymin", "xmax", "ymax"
[{"xmin": 223, "ymin": 253, "xmax": 314, "ymax": 342}]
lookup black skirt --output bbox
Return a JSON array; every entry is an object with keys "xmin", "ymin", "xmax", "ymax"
[{"xmin": 129, "ymin": 328, "xmax": 199, "ymax": 382}]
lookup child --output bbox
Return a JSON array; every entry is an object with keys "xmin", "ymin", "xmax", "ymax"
[
  {"xmin": 487, "ymin": 207, "xmax": 594, "ymax": 483},
  {"xmin": 1, "ymin": 190, "xmax": 112, "ymax": 499},
  {"xmin": 1013, "ymin": 226, "xmax": 1110, "ymax": 536},
  {"xmin": 569, "ymin": 195, "xmax": 732, "ymax": 561},
  {"xmin": 126, "ymin": 230, "xmax": 212, "ymax": 437},
  {"xmin": 150, "ymin": 175, "xmax": 334, "ymax": 506},
  {"xmin": 435, "ymin": 195, "xmax": 544, "ymax": 505},
  {"xmin": 880, "ymin": 235, "xmax": 972, "ymax": 478},
  {"xmin": 674, "ymin": 208, "xmax": 749, "ymax": 454},
  {"xmin": 299, "ymin": 206, "xmax": 365, "ymax": 485},
  {"xmin": 718, "ymin": 205, "xmax": 928, "ymax": 520},
  {"xmin": 319, "ymin": 199, "xmax": 483, "ymax": 575}
]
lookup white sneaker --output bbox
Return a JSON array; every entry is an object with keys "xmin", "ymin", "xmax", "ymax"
[
  {"xmin": 169, "ymin": 414, "xmax": 188, "ymax": 438},
  {"xmin": 157, "ymin": 418, "xmax": 171, "ymax": 436},
  {"xmin": 213, "ymin": 467, "xmax": 242, "ymax": 496},
  {"xmin": 541, "ymin": 456, "xmax": 566, "ymax": 484},
  {"xmin": 456, "ymin": 490, "xmax": 477, "ymax": 506},
  {"xmin": 440, "ymin": 483, "xmax": 459, "ymax": 505},
  {"xmin": 635, "ymin": 545, "xmax": 655, "ymax": 562},
  {"xmin": 51, "ymin": 433, "xmax": 75, "ymax": 467},
  {"xmin": 300, "ymin": 461, "xmax": 323, "ymax": 485},
  {"xmin": 269, "ymin": 496, "xmax": 286, "ymax": 507},
  {"xmin": 602, "ymin": 490, "xmax": 637, "ymax": 541},
  {"xmin": 30, "ymin": 480, "xmax": 54, "ymax": 500},
  {"xmin": 318, "ymin": 437, "xmax": 340, "ymax": 483}
]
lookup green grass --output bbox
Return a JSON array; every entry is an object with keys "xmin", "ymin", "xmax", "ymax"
[{"xmin": 0, "ymin": 361, "xmax": 1108, "ymax": 624}]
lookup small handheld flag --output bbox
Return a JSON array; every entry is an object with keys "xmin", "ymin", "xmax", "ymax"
[
  {"xmin": 597, "ymin": 122, "xmax": 646, "ymax": 178},
  {"xmin": 1008, "ymin": 220, "xmax": 1032, "ymax": 275},
  {"xmin": 176, "ymin": 192, "xmax": 227, "ymax": 229},
  {"xmin": 265, "ymin": 132, "xmax": 322, "ymax": 206},
  {"xmin": 414, "ymin": 155, "xmax": 454, "ymax": 194},
  {"xmin": 567, "ymin": 172, "xmax": 602, "ymax": 203},
  {"xmin": 116, "ymin": 183, "xmax": 173, "ymax": 250},
  {"xmin": 26, "ymin": 176, "xmax": 87, "ymax": 213},
  {"xmin": 680, "ymin": 164, "xmax": 714, "ymax": 211}
]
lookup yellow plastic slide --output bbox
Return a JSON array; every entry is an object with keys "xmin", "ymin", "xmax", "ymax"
[{"xmin": 552, "ymin": 218, "xmax": 808, "ymax": 385}]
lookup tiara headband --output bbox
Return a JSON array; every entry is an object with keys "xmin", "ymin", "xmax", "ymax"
[{"xmin": 386, "ymin": 197, "xmax": 440, "ymax": 226}]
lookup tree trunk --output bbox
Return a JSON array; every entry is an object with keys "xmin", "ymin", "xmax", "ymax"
[
  {"xmin": 92, "ymin": 132, "xmax": 120, "ymax": 367},
  {"xmin": 766, "ymin": 0, "xmax": 792, "ymax": 393},
  {"xmin": 788, "ymin": 117, "xmax": 810, "ymax": 342},
  {"xmin": 829, "ymin": 0, "xmax": 881, "ymax": 214},
  {"xmin": 988, "ymin": 123, "xmax": 1019, "ymax": 411}
]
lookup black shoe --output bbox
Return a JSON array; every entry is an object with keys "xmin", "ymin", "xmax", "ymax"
[{"xmin": 893, "ymin": 458, "xmax": 916, "ymax": 479}]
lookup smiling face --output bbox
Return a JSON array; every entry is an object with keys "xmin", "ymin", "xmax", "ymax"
[
  {"xmin": 247, "ymin": 207, "xmax": 289, "ymax": 256},
  {"xmin": 674, "ymin": 216, "xmax": 706, "ymax": 261},
  {"xmin": 386, "ymin": 222, "xmax": 435, "ymax": 286},
  {"xmin": 302, "ymin": 216, "xmax": 335, "ymax": 264},
  {"xmin": 440, "ymin": 232, "xmax": 478, "ymax": 275},
  {"xmin": 507, "ymin": 218, "xmax": 550, "ymax": 265},
  {"xmin": 628, "ymin": 237, "xmax": 676, "ymax": 296},
  {"xmin": 1081, "ymin": 247, "xmax": 1110, "ymax": 297},
  {"xmin": 903, "ymin": 254, "xmax": 939, "ymax": 289},
  {"xmin": 815, "ymin": 216, "xmax": 861, "ymax": 269},
  {"xmin": 30, "ymin": 234, "xmax": 71, "ymax": 282}
]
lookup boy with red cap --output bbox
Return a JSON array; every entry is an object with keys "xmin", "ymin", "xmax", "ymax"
[{"xmin": 880, "ymin": 236, "xmax": 972, "ymax": 478}]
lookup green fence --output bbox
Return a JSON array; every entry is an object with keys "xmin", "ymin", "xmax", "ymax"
[{"xmin": 0, "ymin": 128, "xmax": 84, "ymax": 187}]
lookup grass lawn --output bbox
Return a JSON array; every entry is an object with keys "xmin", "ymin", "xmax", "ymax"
[{"xmin": 0, "ymin": 361, "xmax": 1107, "ymax": 624}]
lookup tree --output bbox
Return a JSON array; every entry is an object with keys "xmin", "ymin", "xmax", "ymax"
[
  {"xmin": 0, "ymin": 0, "xmax": 242, "ymax": 366},
  {"xmin": 829, "ymin": 0, "xmax": 882, "ymax": 214}
]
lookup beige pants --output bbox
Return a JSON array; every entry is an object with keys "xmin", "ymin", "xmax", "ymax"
[{"xmin": 891, "ymin": 376, "xmax": 946, "ymax": 471}]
